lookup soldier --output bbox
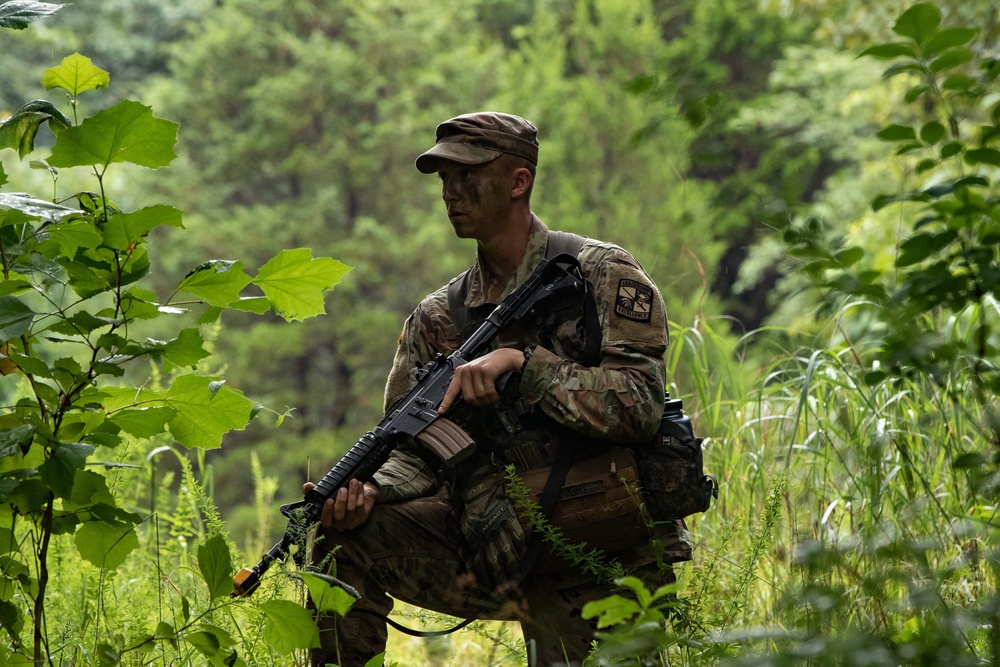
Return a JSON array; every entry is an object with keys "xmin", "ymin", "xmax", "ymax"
[{"xmin": 305, "ymin": 112, "xmax": 691, "ymax": 667}]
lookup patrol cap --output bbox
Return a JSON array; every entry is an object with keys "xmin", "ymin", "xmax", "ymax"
[{"xmin": 415, "ymin": 112, "xmax": 538, "ymax": 174}]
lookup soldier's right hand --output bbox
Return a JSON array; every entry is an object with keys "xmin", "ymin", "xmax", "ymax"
[{"xmin": 301, "ymin": 478, "xmax": 378, "ymax": 531}]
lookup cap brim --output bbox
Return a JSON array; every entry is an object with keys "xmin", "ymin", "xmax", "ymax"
[{"xmin": 415, "ymin": 143, "xmax": 503, "ymax": 173}]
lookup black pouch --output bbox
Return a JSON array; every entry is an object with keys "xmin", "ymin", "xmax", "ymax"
[{"xmin": 634, "ymin": 401, "xmax": 718, "ymax": 520}]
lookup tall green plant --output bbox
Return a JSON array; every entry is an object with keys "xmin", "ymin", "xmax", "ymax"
[{"xmin": 0, "ymin": 51, "xmax": 349, "ymax": 664}]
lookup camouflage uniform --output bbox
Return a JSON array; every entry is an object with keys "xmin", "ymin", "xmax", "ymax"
[{"xmin": 311, "ymin": 217, "xmax": 692, "ymax": 667}]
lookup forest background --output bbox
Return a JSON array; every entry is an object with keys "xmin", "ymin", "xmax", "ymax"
[{"xmin": 2, "ymin": 0, "xmax": 1000, "ymax": 665}]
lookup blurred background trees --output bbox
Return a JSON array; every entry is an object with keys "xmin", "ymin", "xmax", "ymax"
[{"xmin": 5, "ymin": 1, "xmax": 1000, "ymax": 662}]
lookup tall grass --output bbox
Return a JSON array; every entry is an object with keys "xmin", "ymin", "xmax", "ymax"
[{"xmin": 14, "ymin": 300, "xmax": 996, "ymax": 666}]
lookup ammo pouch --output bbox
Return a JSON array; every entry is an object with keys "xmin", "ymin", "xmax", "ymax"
[
  {"xmin": 513, "ymin": 447, "xmax": 651, "ymax": 573},
  {"xmin": 634, "ymin": 404, "xmax": 718, "ymax": 520}
]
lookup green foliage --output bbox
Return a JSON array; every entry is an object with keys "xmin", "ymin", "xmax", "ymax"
[
  {"xmin": 0, "ymin": 46, "xmax": 350, "ymax": 664},
  {"xmin": 0, "ymin": 0, "xmax": 61, "ymax": 30}
]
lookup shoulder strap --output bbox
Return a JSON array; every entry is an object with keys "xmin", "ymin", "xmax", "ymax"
[{"xmin": 448, "ymin": 230, "xmax": 598, "ymax": 356}]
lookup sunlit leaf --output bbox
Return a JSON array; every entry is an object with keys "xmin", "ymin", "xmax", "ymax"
[
  {"xmin": 300, "ymin": 572, "xmax": 358, "ymax": 616},
  {"xmin": 259, "ymin": 600, "xmax": 320, "ymax": 654},
  {"xmin": 178, "ymin": 260, "xmax": 252, "ymax": 307},
  {"xmin": 108, "ymin": 406, "xmax": 176, "ymax": 438},
  {"xmin": 253, "ymin": 249, "xmax": 351, "ymax": 321},
  {"xmin": 48, "ymin": 220, "xmax": 102, "ymax": 256},
  {"xmin": 158, "ymin": 375, "xmax": 254, "ymax": 449},
  {"xmin": 48, "ymin": 100, "xmax": 178, "ymax": 170},
  {"xmin": 102, "ymin": 205, "xmax": 183, "ymax": 250},
  {"xmin": 146, "ymin": 328, "xmax": 209, "ymax": 367},
  {"xmin": 74, "ymin": 518, "xmax": 139, "ymax": 570},
  {"xmin": 581, "ymin": 594, "xmax": 641, "ymax": 629},
  {"xmin": 41, "ymin": 53, "xmax": 109, "ymax": 98},
  {"xmin": 197, "ymin": 534, "xmax": 233, "ymax": 600},
  {"xmin": 0, "ymin": 1, "xmax": 62, "ymax": 29}
]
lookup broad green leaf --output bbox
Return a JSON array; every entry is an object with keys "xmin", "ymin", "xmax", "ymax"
[
  {"xmin": 158, "ymin": 375, "xmax": 254, "ymax": 449},
  {"xmin": 892, "ymin": 3, "xmax": 941, "ymax": 45},
  {"xmin": 67, "ymin": 469, "xmax": 115, "ymax": 508},
  {"xmin": 905, "ymin": 85, "xmax": 930, "ymax": 103},
  {"xmin": 0, "ymin": 296, "xmax": 35, "ymax": 342},
  {"xmin": 49, "ymin": 220, "xmax": 102, "ymax": 256},
  {"xmin": 364, "ymin": 653, "xmax": 386, "ymax": 667},
  {"xmin": 0, "ymin": 192, "xmax": 76, "ymax": 221},
  {"xmin": 929, "ymin": 48, "xmax": 974, "ymax": 73},
  {"xmin": 185, "ymin": 631, "xmax": 220, "ymax": 657},
  {"xmin": 0, "ymin": 100, "xmax": 72, "ymax": 158},
  {"xmin": 580, "ymin": 594, "xmax": 641, "ymax": 629},
  {"xmin": 229, "ymin": 297, "xmax": 270, "ymax": 314},
  {"xmin": 0, "ymin": 164, "xmax": 6, "ymax": 187},
  {"xmin": 924, "ymin": 28, "xmax": 979, "ymax": 58},
  {"xmin": 48, "ymin": 100, "xmax": 178, "ymax": 170},
  {"xmin": 259, "ymin": 600, "xmax": 320, "ymax": 654},
  {"xmin": 0, "ymin": 600, "xmax": 23, "ymax": 643},
  {"xmin": 882, "ymin": 61, "xmax": 928, "ymax": 79},
  {"xmin": 148, "ymin": 328, "xmax": 210, "ymax": 367},
  {"xmin": 920, "ymin": 121, "xmax": 945, "ymax": 145},
  {"xmin": 74, "ymin": 518, "xmax": 138, "ymax": 570},
  {"xmin": 941, "ymin": 142, "xmax": 963, "ymax": 159},
  {"xmin": 876, "ymin": 124, "xmax": 916, "ymax": 142},
  {"xmin": 197, "ymin": 534, "xmax": 233, "ymax": 600},
  {"xmin": 942, "ymin": 75, "xmax": 976, "ymax": 91},
  {"xmin": 108, "ymin": 406, "xmax": 175, "ymax": 438},
  {"xmin": 835, "ymin": 247, "xmax": 864, "ymax": 267},
  {"xmin": 0, "ymin": 276, "xmax": 29, "ymax": 297},
  {"xmin": 0, "ymin": 527, "xmax": 13, "ymax": 555},
  {"xmin": 0, "ymin": 425, "xmax": 34, "ymax": 458},
  {"xmin": 965, "ymin": 148, "xmax": 1000, "ymax": 166},
  {"xmin": 120, "ymin": 288, "xmax": 162, "ymax": 320},
  {"xmin": 6, "ymin": 478, "xmax": 49, "ymax": 516},
  {"xmin": 301, "ymin": 572, "xmax": 358, "ymax": 616},
  {"xmin": 155, "ymin": 622, "xmax": 175, "ymax": 639},
  {"xmin": 253, "ymin": 249, "xmax": 351, "ymax": 321},
  {"xmin": 178, "ymin": 260, "xmax": 252, "ymax": 307},
  {"xmin": 38, "ymin": 442, "xmax": 93, "ymax": 499},
  {"xmin": 0, "ymin": 1, "xmax": 62, "ymax": 29},
  {"xmin": 41, "ymin": 53, "xmax": 110, "ymax": 97},
  {"xmin": 103, "ymin": 205, "xmax": 183, "ymax": 250},
  {"xmin": 857, "ymin": 43, "xmax": 915, "ymax": 60}
]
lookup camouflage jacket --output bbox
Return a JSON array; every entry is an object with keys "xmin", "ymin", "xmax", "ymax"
[{"xmin": 371, "ymin": 216, "xmax": 692, "ymax": 563}]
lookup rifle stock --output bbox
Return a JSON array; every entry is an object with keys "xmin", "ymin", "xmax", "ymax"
[{"xmin": 232, "ymin": 253, "xmax": 587, "ymax": 597}]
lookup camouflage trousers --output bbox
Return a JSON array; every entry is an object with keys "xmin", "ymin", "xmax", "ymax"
[{"xmin": 308, "ymin": 486, "xmax": 681, "ymax": 667}]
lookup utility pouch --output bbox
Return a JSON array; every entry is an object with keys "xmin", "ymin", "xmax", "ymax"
[
  {"xmin": 514, "ymin": 447, "xmax": 651, "ymax": 573},
  {"xmin": 634, "ymin": 398, "xmax": 718, "ymax": 520}
]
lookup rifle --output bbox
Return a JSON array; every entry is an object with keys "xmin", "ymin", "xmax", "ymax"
[{"xmin": 232, "ymin": 253, "xmax": 589, "ymax": 597}]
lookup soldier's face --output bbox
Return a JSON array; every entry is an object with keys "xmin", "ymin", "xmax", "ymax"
[{"xmin": 438, "ymin": 159, "xmax": 512, "ymax": 240}]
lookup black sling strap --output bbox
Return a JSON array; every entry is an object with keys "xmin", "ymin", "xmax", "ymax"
[{"xmin": 447, "ymin": 230, "xmax": 601, "ymax": 365}]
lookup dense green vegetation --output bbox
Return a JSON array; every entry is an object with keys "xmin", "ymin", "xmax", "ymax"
[{"xmin": 1, "ymin": 0, "xmax": 999, "ymax": 665}]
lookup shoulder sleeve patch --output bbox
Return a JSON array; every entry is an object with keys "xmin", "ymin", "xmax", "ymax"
[{"xmin": 615, "ymin": 278, "xmax": 653, "ymax": 322}]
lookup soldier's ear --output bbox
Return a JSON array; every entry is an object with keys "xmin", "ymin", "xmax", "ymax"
[{"xmin": 511, "ymin": 167, "xmax": 533, "ymax": 199}]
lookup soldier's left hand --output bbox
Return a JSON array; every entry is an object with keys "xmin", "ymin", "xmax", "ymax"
[{"xmin": 439, "ymin": 347, "xmax": 524, "ymax": 413}]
